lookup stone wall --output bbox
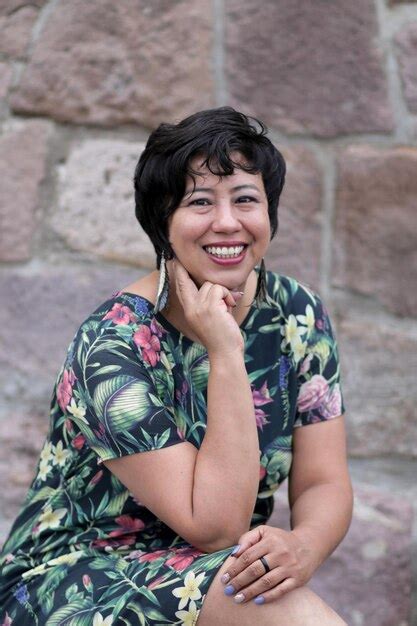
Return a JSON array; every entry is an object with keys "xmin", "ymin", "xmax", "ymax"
[{"xmin": 0, "ymin": 1, "xmax": 416, "ymax": 624}]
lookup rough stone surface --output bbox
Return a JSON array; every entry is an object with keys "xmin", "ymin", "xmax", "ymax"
[
  {"xmin": 271, "ymin": 484, "xmax": 413, "ymax": 626},
  {"xmin": 50, "ymin": 139, "xmax": 155, "ymax": 267},
  {"xmin": 0, "ymin": 264, "xmax": 142, "ymax": 421},
  {"xmin": 333, "ymin": 145, "xmax": 417, "ymax": 317},
  {"xmin": 0, "ymin": 62, "xmax": 13, "ymax": 101},
  {"xmin": 0, "ymin": 2, "xmax": 45, "ymax": 60},
  {"xmin": 334, "ymin": 297, "xmax": 417, "ymax": 458},
  {"xmin": 0, "ymin": 120, "xmax": 51, "ymax": 261},
  {"xmin": 10, "ymin": 0, "xmax": 215, "ymax": 128},
  {"xmin": 265, "ymin": 145, "xmax": 322, "ymax": 291},
  {"xmin": 225, "ymin": 0, "xmax": 393, "ymax": 138},
  {"xmin": 394, "ymin": 23, "xmax": 417, "ymax": 113}
]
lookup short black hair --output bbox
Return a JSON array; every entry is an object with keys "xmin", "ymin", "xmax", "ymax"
[{"xmin": 134, "ymin": 106, "xmax": 286, "ymax": 268}]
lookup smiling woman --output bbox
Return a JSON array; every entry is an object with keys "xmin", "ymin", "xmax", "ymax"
[{"xmin": 0, "ymin": 107, "xmax": 351, "ymax": 626}]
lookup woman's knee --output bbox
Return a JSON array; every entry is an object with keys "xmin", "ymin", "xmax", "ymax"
[{"xmin": 197, "ymin": 555, "xmax": 347, "ymax": 626}]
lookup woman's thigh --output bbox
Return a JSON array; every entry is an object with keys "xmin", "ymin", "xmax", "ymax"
[{"xmin": 197, "ymin": 554, "xmax": 347, "ymax": 626}]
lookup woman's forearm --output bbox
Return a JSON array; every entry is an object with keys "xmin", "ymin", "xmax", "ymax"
[
  {"xmin": 289, "ymin": 481, "xmax": 354, "ymax": 571},
  {"xmin": 191, "ymin": 350, "xmax": 260, "ymax": 551}
]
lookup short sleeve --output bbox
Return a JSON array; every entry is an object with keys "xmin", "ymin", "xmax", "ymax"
[
  {"xmin": 292, "ymin": 289, "xmax": 346, "ymax": 428},
  {"xmin": 69, "ymin": 330, "xmax": 185, "ymax": 463}
]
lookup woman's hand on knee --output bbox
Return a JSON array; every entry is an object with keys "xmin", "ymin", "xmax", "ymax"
[{"xmin": 220, "ymin": 525, "xmax": 319, "ymax": 605}]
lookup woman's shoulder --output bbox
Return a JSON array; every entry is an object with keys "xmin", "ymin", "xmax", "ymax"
[{"xmin": 266, "ymin": 270, "xmax": 323, "ymax": 315}]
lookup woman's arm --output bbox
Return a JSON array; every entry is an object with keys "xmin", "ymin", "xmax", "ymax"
[
  {"xmin": 214, "ymin": 415, "xmax": 353, "ymax": 604},
  {"xmin": 288, "ymin": 414, "xmax": 353, "ymax": 571}
]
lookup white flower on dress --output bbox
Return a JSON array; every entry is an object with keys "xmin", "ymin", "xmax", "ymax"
[
  {"xmin": 52, "ymin": 440, "xmax": 71, "ymax": 467},
  {"xmin": 296, "ymin": 304, "xmax": 316, "ymax": 338},
  {"xmin": 175, "ymin": 599, "xmax": 200, "ymax": 625},
  {"xmin": 39, "ymin": 441, "xmax": 54, "ymax": 464},
  {"xmin": 281, "ymin": 315, "xmax": 307, "ymax": 364},
  {"xmin": 92, "ymin": 612, "xmax": 113, "ymax": 626},
  {"xmin": 172, "ymin": 571, "xmax": 206, "ymax": 610},
  {"xmin": 67, "ymin": 398, "xmax": 87, "ymax": 421},
  {"xmin": 38, "ymin": 505, "xmax": 67, "ymax": 533},
  {"xmin": 37, "ymin": 459, "xmax": 51, "ymax": 482}
]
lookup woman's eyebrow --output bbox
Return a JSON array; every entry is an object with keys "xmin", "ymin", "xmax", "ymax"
[{"xmin": 185, "ymin": 184, "xmax": 261, "ymax": 195}]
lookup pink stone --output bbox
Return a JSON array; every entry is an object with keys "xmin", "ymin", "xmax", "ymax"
[
  {"xmin": 225, "ymin": 0, "xmax": 393, "ymax": 137},
  {"xmin": 10, "ymin": 0, "xmax": 215, "ymax": 127}
]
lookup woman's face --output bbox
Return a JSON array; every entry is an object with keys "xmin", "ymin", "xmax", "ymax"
[{"xmin": 167, "ymin": 153, "xmax": 271, "ymax": 292}]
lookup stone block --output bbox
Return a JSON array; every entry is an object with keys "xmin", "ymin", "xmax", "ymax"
[
  {"xmin": 0, "ymin": 120, "xmax": 51, "ymax": 261},
  {"xmin": 0, "ymin": 2, "xmax": 46, "ymax": 60},
  {"xmin": 265, "ymin": 145, "xmax": 322, "ymax": 290},
  {"xmin": 50, "ymin": 138, "xmax": 155, "ymax": 267},
  {"xmin": 0, "ymin": 264, "xmax": 142, "ymax": 421},
  {"xmin": 333, "ymin": 145, "xmax": 417, "ymax": 317},
  {"xmin": 0, "ymin": 62, "xmax": 13, "ymax": 101},
  {"xmin": 225, "ymin": 0, "xmax": 393, "ymax": 137},
  {"xmin": 10, "ymin": 0, "xmax": 215, "ymax": 127},
  {"xmin": 271, "ymin": 485, "xmax": 412, "ymax": 626},
  {"xmin": 335, "ymin": 301, "xmax": 417, "ymax": 458},
  {"xmin": 394, "ymin": 23, "xmax": 417, "ymax": 113}
]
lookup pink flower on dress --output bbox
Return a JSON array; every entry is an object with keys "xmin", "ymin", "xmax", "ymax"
[
  {"xmin": 57, "ymin": 369, "xmax": 76, "ymax": 411},
  {"xmin": 139, "ymin": 549, "xmax": 169, "ymax": 563},
  {"xmin": 91, "ymin": 535, "xmax": 136, "ymax": 549},
  {"xmin": 72, "ymin": 433, "xmax": 86, "ymax": 450},
  {"xmin": 166, "ymin": 546, "xmax": 205, "ymax": 571},
  {"xmin": 319, "ymin": 384, "xmax": 342, "ymax": 419},
  {"xmin": 1, "ymin": 612, "xmax": 12, "ymax": 626},
  {"xmin": 108, "ymin": 515, "xmax": 145, "ymax": 537},
  {"xmin": 147, "ymin": 574, "xmax": 168, "ymax": 590},
  {"xmin": 103, "ymin": 302, "xmax": 136, "ymax": 325},
  {"xmin": 150, "ymin": 317, "xmax": 165, "ymax": 338},
  {"xmin": 297, "ymin": 374, "xmax": 329, "ymax": 413},
  {"xmin": 252, "ymin": 381, "xmax": 273, "ymax": 430},
  {"xmin": 133, "ymin": 325, "xmax": 161, "ymax": 366},
  {"xmin": 259, "ymin": 464, "xmax": 267, "ymax": 481}
]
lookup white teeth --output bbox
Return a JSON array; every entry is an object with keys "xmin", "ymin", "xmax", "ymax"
[{"xmin": 205, "ymin": 245, "xmax": 245, "ymax": 258}]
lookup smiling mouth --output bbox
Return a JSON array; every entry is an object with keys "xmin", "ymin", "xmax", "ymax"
[{"xmin": 202, "ymin": 244, "xmax": 248, "ymax": 259}]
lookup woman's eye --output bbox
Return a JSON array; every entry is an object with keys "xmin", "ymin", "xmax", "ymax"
[
  {"xmin": 189, "ymin": 198, "xmax": 210, "ymax": 206},
  {"xmin": 236, "ymin": 196, "xmax": 257, "ymax": 203}
]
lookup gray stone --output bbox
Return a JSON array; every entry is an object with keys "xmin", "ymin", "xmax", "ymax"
[
  {"xmin": 270, "ymin": 484, "xmax": 412, "ymax": 626},
  {"xmin": 0, "ymin": 264, "xmax": 143, "ymax": 422},
  {"xmin": 0, "ymin": 2, "xmax": 46, "ymax": 60},
  {"xmin": 333, "ymin": 145, "xmax": 417, "ymax": 318},
  {"xmin": 0, "ymin": 62, "xmax": 13, "ymax": 101},
  {"xmin": 334, "ymin": 300, "xmax": 417, "ymax": 458},
  {"xmin": 10, "ymin": 0, "xmax": 215, "ymax": 127},
  {"xmin": 225, "ymin": 0, "xmax": 393, "ymax": 137},
  {"xmin": 265, "ymin": 146, "xmax": 322, "ymax": 291},
  {"xmin": 394, "ymin": 23, "xmax": 417, "ymax": 113},
  {"xmin": 0, "ymin": 120, "xmax": 51, "ymax": 261},
  {"xmin": 50, "ymin": 138, "xmax": 155, "ymax": 267}
]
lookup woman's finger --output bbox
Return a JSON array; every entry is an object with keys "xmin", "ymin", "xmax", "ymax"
[
  {"xmin": 224, "ymin": 568, "xmax": 291, "ymax": 605},
  {"xmin": 250, "ymin": 577, "xmax": 297, "ymax": 605}
]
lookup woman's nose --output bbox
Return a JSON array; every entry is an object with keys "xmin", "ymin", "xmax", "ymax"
[{"xmin": 211, "ymin": 203, "xmax": 242, "ymax": 230}]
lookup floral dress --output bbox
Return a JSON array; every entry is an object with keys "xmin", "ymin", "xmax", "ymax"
[{"xmin": 0, "ymin": 268, "xmax": 345, "ymax": 626}]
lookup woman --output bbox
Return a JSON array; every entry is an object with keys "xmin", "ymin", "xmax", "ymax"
[{"xmin": 0, "ymin": 107, "xmax": 353, "ymax": 625}]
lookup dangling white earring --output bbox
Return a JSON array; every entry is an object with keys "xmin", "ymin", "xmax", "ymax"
[{"xmin": 154, "ymin": 251, "xmax": 170, "ymax": 314}]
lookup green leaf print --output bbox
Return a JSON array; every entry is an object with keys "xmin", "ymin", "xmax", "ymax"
[
  {"xmin": 93, "ymin": 375, "xmax": 158, "ymax": 432},
  {"xmin": 45, "ymin": 598, "xmax": 95, "ymax": 626}
]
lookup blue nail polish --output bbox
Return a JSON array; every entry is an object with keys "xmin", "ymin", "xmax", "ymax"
[
  {"xmin": 231, "ymin": 544, "xmax": 240, "ymax": 555},
  {"xmin": 254, "ymin": 595, "xmax": 265, "ymax": 605},
  {"xmin": 224, "ymin": 584, "xmax": 235, "ymax": 596}
]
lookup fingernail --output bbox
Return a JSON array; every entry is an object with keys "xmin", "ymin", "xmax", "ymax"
[
  {"xmin": 234, "ymin": 593, "xmax": 245, "ymax": 604},
  {"xmin": 238, "ymin": 291, "xmax": 244, "ymax": 295},
  {"xmin": 231, "ymin": 544, "xmax": 240, "ymax": 555},
  {"xmin": 224, "ymin": 585, "xmax": 235, "ymax": 596},
  {"xmin": 221, "ymin": 573, "xmax": 230, "ymax": 584},
  {"xmin": 254, "ymin": 595, "xmax": 265, "ymax": 605}
]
